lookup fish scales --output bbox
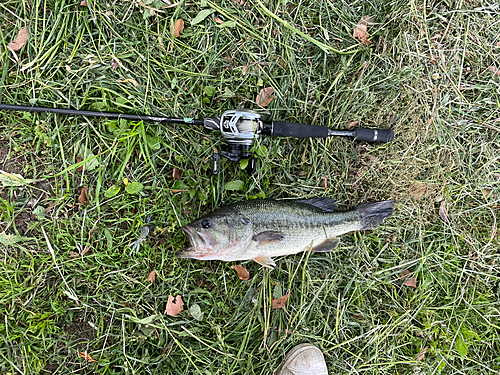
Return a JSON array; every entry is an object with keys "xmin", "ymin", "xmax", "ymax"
[
  {"xmin": 177, "ymin": 198, "xmax": 394, "ymax": 267},
  {"xmin": 228, "ymin": 200, "xmax": 361, "ymax": 259}
]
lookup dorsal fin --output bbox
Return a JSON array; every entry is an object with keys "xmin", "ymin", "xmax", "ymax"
[{"xmin": 296, "ymin": 197, "xmax": 337, "ymax": 212}]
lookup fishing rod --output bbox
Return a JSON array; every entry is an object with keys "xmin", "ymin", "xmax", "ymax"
[{"xmin": 0, "ymin": 104, "xmax": 394, "ymax": 174}]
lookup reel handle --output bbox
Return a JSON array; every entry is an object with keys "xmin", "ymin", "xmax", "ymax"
[{"xmin": 267, "ymin": 121, "xmax": 394, "ymax": 143}]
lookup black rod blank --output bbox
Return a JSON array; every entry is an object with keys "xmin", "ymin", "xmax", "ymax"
[{"xmin": 0, "ymin": 104, "xmax": 205, "ymax": 126}]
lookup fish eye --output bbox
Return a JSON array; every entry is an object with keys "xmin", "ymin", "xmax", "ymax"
[
  {"xmin": 201, "ymin": 219, "xmax": 211, "ymax": 228},
  {"xmin": 240, "ymin": 217, "xmax": 250, "ymax": 225}
]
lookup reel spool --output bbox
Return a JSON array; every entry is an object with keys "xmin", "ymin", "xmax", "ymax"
[{"xmin": 212, "ymin": 109, "xmax": 263, "ymax": 174}]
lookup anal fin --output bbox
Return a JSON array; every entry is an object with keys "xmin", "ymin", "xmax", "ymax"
[
  {"xmin": 253, "ymin": 255, "xmax": 276, "ymax": 268},
  {"xmin": 311, "ymin": 237, "xmax": 340, "ymax": 253}
]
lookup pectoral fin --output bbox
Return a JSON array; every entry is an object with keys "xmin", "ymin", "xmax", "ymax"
[
  {"xmin": 311, "ymin": 237, "xmax": 340, "ymax": 252},
  {"xmin": 253, "ymin": 255, "xmax": 276, "ymax": 268},
  {"xmin": 252, "ymin": 231, "xmax": 285, "ymax": 246}
]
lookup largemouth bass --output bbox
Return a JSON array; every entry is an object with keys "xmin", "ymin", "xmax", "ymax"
[{"xmin": 177, "ymin": 198, "xmax": 394, "ymax": 268}]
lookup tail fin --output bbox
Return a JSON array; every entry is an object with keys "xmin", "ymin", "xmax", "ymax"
[{"xmin": 357, "ymin": 200, "xmax": 394, "ymax": 230}]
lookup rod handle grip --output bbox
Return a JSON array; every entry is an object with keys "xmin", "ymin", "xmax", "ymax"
[
  {"xmin": 354, "ymin": 128, "xmax": 394, "ymax": 143},
  {"xmin": 271, "ymin": 121, "xmax": 330, "ymax": 138}
]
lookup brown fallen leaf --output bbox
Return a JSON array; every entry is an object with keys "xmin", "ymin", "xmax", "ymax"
[
  {"xmin": 172, "ymin": 167, "xmax": 181, "ymax": 180},
  {"xmin": 76, "ymin": 157, "xmax": 83, "ymax": 171},
  {"xmin": 256, "ymin": 87, "xmax": 275, "ymax": 107},
  {"xmin": 277, "ymin": 57, "xmax": 287, "ymax": 68},
  {"xmin": 409, "ymin": 182, "xmax": 427, "ymax": 200},
  {"xmin": 147, "ymin": 270, "xmax": 156, "ymax": 283},
  {"xmin": 496, "ymin": 41, "xmax": 500, "ymax": 47},
  {"xmin": 400, "ymin": 269, "xmax": 410, "ymax": 280},
  {"xmin": 232, "ymin": 0, "xmax": 245, "ymax": 5},
  {"xmin": 271, "ymin": 292, "xmax": 290, "ymax": 309},
  {"xmin": 165, "ymin": 295, "xmax": 184, "ymax": 316},
  {"xmin": 353, "ymin": 16, "xmax": 373, "ymax": 45},
  {"xmin": 173, "ymin": 19, "xmax": 184, "ymax": 38},
  {"xmin": 111, "ymin": 59, "xmax": 119, "ymax": 70},
  {"xmin": 214, "ymin": 17, "xmax": 224, "ymax": 24},
  {"xmin": 488, "ymin": 66, "xmax": 500, "ymax": 76},
  {"xmin": 347, "ymin": 120, "xmax": 359, "ymax": 129},
  {"xmin": 78, "ymin": 352, "xmax": 97, "ymax": 362},
  {"xmin": 81, "ymin": 244, "xmax": 90, "ymax": 256},
  {"xmin": 230, "ymin": 265, "xmax": 250, "ymax": 280},
  {"xmin": 439, "ymin": 201, "xmax": 449, "ymax": 223},
  {"xmin": 415, "ymin": 346, "xmax": 428, "ymax": 362},
  {"xmin": 404, "ymin": 277, "xmax": 417, "ymax": 288},
  {"xmin": 8, "ymin": 28, "xmax": 29, "ymax": 52},
  {"xmin": 482, "ymin": 187, "xmax": 492, "ymax": 198},
  {"xmin": 241, "ymin": 65, "xmax": 249, "ymax": 75},
  {"xmin": 170, "ymin": 189, "xmax": 189, "ymax": 193},
  {"xmin": 320, "ymin": 176, "xmax": 328, "ymax": 190},
  {"xmin": 80, "ymin": 0, "xmax": 88, "ymax": 6},
  {"xmin": 79, "ymin": 187, "xmax": 89, "ymax": 205}
]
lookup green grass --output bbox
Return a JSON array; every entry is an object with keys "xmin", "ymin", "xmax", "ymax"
[{"xmin": 1, "ymin": 0, "xmax": 499, "ymax": 374}]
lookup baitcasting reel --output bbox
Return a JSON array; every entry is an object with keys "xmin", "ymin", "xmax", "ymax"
[{"xmin": 204, "ymin": 109, "xmax": 263, "ymax": 174}]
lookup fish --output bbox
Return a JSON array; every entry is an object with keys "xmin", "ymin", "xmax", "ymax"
[{"xmin": 177, "ymin": 198, "xmax": 394, "ymax": 268}]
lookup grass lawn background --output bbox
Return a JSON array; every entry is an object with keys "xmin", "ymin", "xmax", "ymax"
[{"xmin": 0, "ymin": 0, "xmax": 499, "ymax": 373}]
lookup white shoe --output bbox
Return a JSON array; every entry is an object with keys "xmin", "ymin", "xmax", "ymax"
[{"xmin": 277, "ymin": 343, "xmax": 328, "ymax": 375}]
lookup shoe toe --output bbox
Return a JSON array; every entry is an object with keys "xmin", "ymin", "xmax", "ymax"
[{"xmin": 278, "ymin": 344, "xmax": 328, "ymax": 375}]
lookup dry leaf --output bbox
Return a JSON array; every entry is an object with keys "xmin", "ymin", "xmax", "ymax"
[
  {"xmin": 76, "ymin": 157, "xmax": 83, "ymax": 172},
  {"xmin": 81, "ymin": 244, "xmax": 90, "ymax": 256},
  {"xmin": 277, "ymin": 57, "xmax": 287, "ymax": 68},
  {"xmin": 172, "ymin": 167, "xmax": 181, "ymax": 180},
  {"xmin": 79, "ymin": 187, "xmax": 89, "ymax": 205},
  {"xmin": 439, "ymin": 201, "xmax": 449, "ymax": 223},
  {"xmin": 231, "ymin": 0, "xmax": 245, "ymax": 5},
  {"xmin": 147, "ymin": 270, "xmax": 156, "ymax": 283},
  {"xmin": 409, "ymin": 182, "xmax": 426, "ymax": 200},
  {"xmin": 496, "ymin": 41, "xmax": 500, "ymax": 47},
  {"xmin": 353, "ymin": 16, "xmax": 373, "ymax": 45},
  {"xmin": 271, "ymin": 292, "xmax": 290, "ymax": 309},
  {"xmin": 241, "ymin": 65, "xmax": 249, "ymax": 75},
  {"xmin": 404, "ymin": 277, "xmax": 417, "ymax": 288},
  {"xmin": 78, "ymin": 352, "xmax": 97, "ymax": 362},
  {"xmin": 320, "ymin": 176, "xmax": 328, "ymax": 190},
  {"xmin": 482, "ymin": 187, "xmax": 492, "ymax": 198},
  {"xmin": 8, "ymin": 28, "xmax": 29, "ymax": 52},
  {"xmin": 256, "ymin": 87, "xmax": 275, "ymax": 107},
  {"xmin": 214, "ymin": 17, "xmax": 224, "ymax": 24},
  {"xmin": 111, "ymin": 59, "xmax": 119, "ymax": 70},
  {"xmin": 416, "ymin": 346, "xmax": 428, "ymax": 362},
  {"xmin": 170, "ymin": 189, "xmax": 189, "ymax": 193},
  {"xmin": 165, "ymin": 295, "xmax": 184, "ymax": 316},
  {"xmin": 173, "ymin": 19, "xmax": 184, "ymax": 38},
  {"xmin": 400, "ymin": 269, "xmax": 410, "ymax": 280},
  {"xmin": 80, "ymin": 0, "xmax": 88, "ymax": 6},
  {"xmin": 488, "ymin": 66, "xmax": 500, "ymax": 76},
  {"xmin": 347, "ymin": 120, "xmax": 359, "ymax": 129},
  {"xmin": 230, "ymin": 265, "xmax": 250, "ymax": 280}
]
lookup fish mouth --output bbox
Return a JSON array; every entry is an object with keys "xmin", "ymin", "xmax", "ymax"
[{"xmin": 177, "ymin": 226, "xmax": 214, "ymax": 258}]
